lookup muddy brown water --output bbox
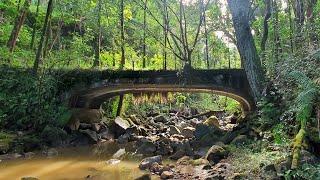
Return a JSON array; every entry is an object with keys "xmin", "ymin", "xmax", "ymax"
[{"xmin": 0, "ymin": 142, "xmax": 161, "ymax": 180}]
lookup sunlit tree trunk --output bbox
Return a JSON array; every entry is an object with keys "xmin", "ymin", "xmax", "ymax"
[
  {"xmin": 142, "ymin": 0, "xmax": 147, "ymax": 69},
  {"xmin": 116, "ymin": 95, "xmax": 124, "ymax": 116},
  {"xmin": 227, "ymin": 0, "xmax": 265, "ymax": 102},
  {"xmin": 119, "ymin": 0, "xmax": 125, "ymax": 69},
  {"xmin": 272, "ymin": 0, "xmax": 281, "ymax": 64},
  {"xmin": 93, "ymin": 0, "xmax": 102, "ymax": 68},
  {"xmin": 287, "ymin": 0, "xmax": 295, "ymax": 53},
  {"xmin": 7, "ymin": 0, "xmax": 31, "ymax": 52},
  {"xmin": 306, "ymin": 0, "xmax": 318, "ymax": 49},
  {"xmin": 203, "ymin": 1, "xmax": 209, "ymax": 69},
  {"xmin": 163, "ymin": 0, "xmax": 168, "ymax": 70},
  {"xmin": 293, "ymin": 0, "xmax": 305, "ymax": 51},
  {"xmin": 33, "ymin": 0, "xmax": 54, "ymax": 74}
]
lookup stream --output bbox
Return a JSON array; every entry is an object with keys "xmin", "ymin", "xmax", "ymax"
[{"xmin": 0, "ymin": 142, "xmax": 159, "ymax": 180}]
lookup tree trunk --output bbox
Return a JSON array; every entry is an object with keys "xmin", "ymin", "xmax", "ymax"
[
  {"xmin": 93, "ymin": 0, "xmax": 102, "ymax": 68},
  {"xmin": 30, "ymin": 0, "xmax": 40, "ymax": 49},
  {"xmin": 119, "ymin": 0, "xmax": 125, "ymax": 69},
  {"xmin": 33, "ymin": 0, "xmax": 54, "ymax": 74},
  {"xmin": 116, "ymin": 95, "xmax": 124, "ymax": 117},
  {"xmin": 288, "ymin": 0, "xmax": 295, "ymax": 53},
  {"xmin": 163, "ymin": 0, "xmax": 168, "ymax": 70},
  {"xmin": 142, "ymin": 0, "xmax": 147, "ymax": 69},
  {"xmin": 227, "ymin": 0, "xmax": 265, "ymax": 102},
  {"xmin": 203, "ymin": 2, "xmax": 209, "ymax": 69},
  {"xmin": 7, "ymin": 0, "xmax": 31, "ymax": 52},
  {"xmin": 260, "ymin": 0, "xmax": 271, "ymax": 66},
  {"xmin": 293, "ymin": 0, "xmax": 305, "ymax": 51}
]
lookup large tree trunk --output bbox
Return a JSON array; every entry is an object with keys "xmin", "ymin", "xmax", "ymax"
[
  {"xmin": 203, "ymin": 4, "xmax": 209, "ymax": 69},
  {"xmin": 227, "ymin": 0, "xmax": 265, "ymax": 102},
  {"xmin": 119, "ymin": 0, "xmax": 125, "ymax": 69},
  {"xmin": 33, "ymin": 0, "xmax": 54, "ymax": 74},
  {"xmin": 163, "ymin": 0, "xmax": 168, "ymax": 70},
  {"xmin": 7, "ymin": 0, "xmax": 31, "ymax": 52}
]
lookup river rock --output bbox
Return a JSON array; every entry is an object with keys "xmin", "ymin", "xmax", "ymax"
[
  {"xmin": 205, "ymin": 145, "xmax": 228, "ymax": 164},
  {"xmin": 21, "ymin": 177, "xmax": 39, "ymax": 180},
  {"xmin": 98, "ymin": 127, "xmax": 114, "ymax": 140},
  {"xmin": 139, "ymin": 155, "xmax": 162, "ymax": 170},
  {"xmin": 181, "ymin": 127, "xmax": 195, "ymax": 138},
  {"xmin": 137, "ymin": 141, "xmax": 157, "ymax": 155},
  {"xmin": 169, "ymin": 125, "xmax": 181, "ymax": 135},
  {"xmin": 106, "ymin": 159, "xmax": 121, "ymax": 165},
  {"xmin": 117, "ymin": 133, "xmax": 130, "ymax": 144},
  {"xmin": 79, "ymin": 123, "xmax": 92, "ymax": 130},
  {"xmin": 91, "ymin": 123, "xmax": 101, "ymax": 132},
  {"xmin": 0, "ymin": 153, "xmax": 23, "ymax": 160},
  {"xmin": 134, "ymin": 174, "xmax": 151, "ymax": 180},
  {"xmin": 80, "ymin": 129, "xmax": 99, "ymax": 142},
  {"xmin": 208, "ymin": 162, "xmax": 233, "ymax": 179},
  {"xmin": 112, "ymin": 148, "xmax": 126, "ymax": 159},
  {"xmin": 115, "ymin": 117, "xmax": 132, "ymax": 131},
  {"xmin": 154, "ymin": 115, "xmax": 168, "ymax": 123},
  {"xmin": 203, "ymin": 116, "xmax": 220, "ymax": 128},
  {"xmin": 160, "ymin": 171, "xmax": 174, "ymax": 179},
  {"xmin": 43, "ymin": 148, "xmax": 58, "ymax": 157}
]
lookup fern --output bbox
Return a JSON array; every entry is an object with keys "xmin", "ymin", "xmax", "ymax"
[{"xmin": 289, "ymin": 71, "xmax": 319, "ymax": 169}]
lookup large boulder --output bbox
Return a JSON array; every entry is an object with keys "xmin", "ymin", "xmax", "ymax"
[
  {"xmin": 205, "ymin": 145, "xmax": 228, "ymax": 164},
  {"xmin": 67, "ymin": 108, "xmax": 103, "ymax": 130},
  {"xmin": 79, "ymin": 129, "xmax": 99, "ymax": 142},
  {"xmin": 139, "ymin": 155, "xmax": 162, "ymax": 170},
  {"xmin": 115, "ymin": 116, "xmax": 132, "ymax": 131},
  {"xmin": 137, "ymin": 141, "xmax": 157, "ymax": 155},
  {"xmin": 160, "ymin": 171, "xmax": 174, "ymax": 179}
]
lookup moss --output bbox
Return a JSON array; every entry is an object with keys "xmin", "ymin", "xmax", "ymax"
[
  {"xmin": 291, "ymin": 128, "xmax": 306, "ymax": 169},
  {"xmin": 203, "ymin": 116, "xmax": 220, "ymax": 127},
  {"xmin": 190, "ymin": 158, "xmax": 209, "ymax": 166}
]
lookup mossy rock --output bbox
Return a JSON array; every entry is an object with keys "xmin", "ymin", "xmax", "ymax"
[
  {"xmin": 190, "ymin": 158, "xmax": 209, "ymax": 166},
  {"xmin": 203, "ymin": 116, "xmax": 220, "ymax": 128}
]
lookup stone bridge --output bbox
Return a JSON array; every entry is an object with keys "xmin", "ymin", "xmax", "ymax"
[{"xmin": 68, "ymin": 69, "xmax": 254, "ymax": 113}]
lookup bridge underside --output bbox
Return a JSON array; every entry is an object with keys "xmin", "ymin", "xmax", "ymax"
[
  {"xmin": 68, "ymin": 69, "xmax": 255, "ymax": 114},
  {"xmin": 70, "ymin": 84, "xmax": 253, "ymax": 114}
]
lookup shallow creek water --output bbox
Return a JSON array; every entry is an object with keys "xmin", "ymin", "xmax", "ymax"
[{"xmin": 0, "ymin": 142, "xmax": 160, "ymax": 180}]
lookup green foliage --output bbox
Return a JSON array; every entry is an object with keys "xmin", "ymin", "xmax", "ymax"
[
  {"xmin": 285, "ymin": 163, "xmax": 320, "ymax": 180},
  {"xmin": 272, "ymin": 123, "xmax": 289, "ymax": 145},
  {"xmin": 41, "ymin": 125, "xmax": 68, "ymax": 145},
  {"xmin": 0, "ymin": 66, "xmax": 70, "ymax": 131},
  {"xmin": 289, "ymin": 71, "xmax": 319, "ymax": 128}
]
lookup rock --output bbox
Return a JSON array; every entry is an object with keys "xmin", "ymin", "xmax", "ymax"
[
  {"xmin": 21, "ymin": 177, "xmax": 39, "ymax": 180},
  {"xmin": 0, "ymin": 153, "xmax": 23, "ymax": 160},
  {"xmin": 230, "ymin": 135, "xmax": 248, "ymax": 145},
  {"xmin": 91, "ymin": 123, "xmax": 101, "ymax": 132},
  {"xmin": 181, "ymin": 127, "xmax": 195, "ymax": 138},
  {"xmin": 80, "ymin": 129, "xmax": 99, "ymax": 142},
  {"xmin": 24, "ymin": 152, "xmax": 35, "ymax": 159},
  {"xmin": 43, "ymin": 148, "xmax": 58, "ymax": 157},
  {"xmin": 129, "ymin": 115, "xmax": 142, "ymax": 125},
  {"xmin": 194, "ymin": 147, "xmax": 208, "ymax": 159},
  {"xmin": 169, "ymin": 125, "xmax": 181, "ymax": 135},
  {"xmin": 208, "ymin": 163, "xmax": 233, "ymax": 179},
  {"xmin": 205, "ymin": 145, "xmax": 228, "ymax": 164},
  {"xmin": 170, "ymin": 150, "xmax": 186, "ymax": 160},
  {"xmin": 203, "ymin": 116, "xmax": 220, "ymax": 128},
  {"xmin": 112, "ymin": 148, "xmax": 126, "ymax": 159},
  {"xmin": 69, "ymin": 108, "xmax": 102, "ymax": 125},
  {"xmin": 106, "ymin": 159, "xmax": 121, "ymax": 165},
  {"xmin": 150, "ymin": 162, "xmax": 164, "ymax": 174},
  {"xmin": 79, "ymin": 123, "xmax": 92, "ymax": 129},
  {"xmin": 98, "ymin": 128, "xmax": 114, "ymax": 140},
  {"xmin": 117, "ymin": 133, "xmax": 130, "ymax": 144},
  {"xmin": 154, "ymin": 115, "xmax": 168, "ymax": 123},
  {"xmin": 134, "ymin": 174, "xmax": 151, "ymax": 180},
  {"xmin": 115, "ymin": 116, "xmax": 132, "ymax": 131},
  {"xmin": 137, "ymin": 141, "xmax": 157, "ymax": 155},
  {"xmin": 190, "ymin": 158, "xmax": 209, "ymax": 166},
  {"xmin": 160, "ymin": 171, "xmax": 174, "ymax": 179},
  {"xmin": 139, "ymin": 155, "xmax": 162, "ymax": 170}
]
